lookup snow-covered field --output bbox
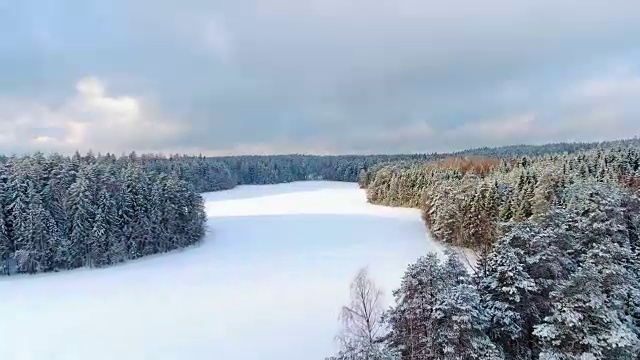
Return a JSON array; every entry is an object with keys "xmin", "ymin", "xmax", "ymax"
[{"xmin": 0, "ymin": 181, "xmax": 442, "ymax": 360}]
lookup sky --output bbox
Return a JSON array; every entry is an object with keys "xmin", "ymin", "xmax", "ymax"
[{"xmin": 1, "ymin": 0, "xmax": 640, "ymax": 155}]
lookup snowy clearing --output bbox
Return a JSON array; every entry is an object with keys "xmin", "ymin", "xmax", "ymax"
[{"xmin": 0, "ymin": 181, "xmax": 443, "ymax": 360}]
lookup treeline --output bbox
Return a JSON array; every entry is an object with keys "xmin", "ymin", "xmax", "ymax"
[
  {"xmin": 362, "ymin": 147, "xmax": 640, "ymax": 253},
  {"xmin": 219, "ymin": 154, "xmax": 431, "ymax": 185},
  {"xmin": 329, "ymin": 179, "xmax": 640, "ymax": 359},
  {"xmin": 139, "ymin": 153, "xmax": 431, "ymax": 191},
  {"xmin": 451, "ymin": 136, "xmax": 640, "ymax": 158},
  {"xmin": 0, "ymin": 152, "xmax": 205, "ymax": 275},
  {"xmin": 5, "ymin": 137, "xmax": 639, "ymax": 276},
  {"xmin": 134, "ymin": 137, "xmax": 640, "ymax": 194}
]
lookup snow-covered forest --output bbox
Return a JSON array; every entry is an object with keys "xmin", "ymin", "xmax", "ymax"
[
  {"xmin": 330, "ymin": 144, "xmax": 640, "ymax": 359},
  {"xmin": 2, "ymin": 138, "xmax": 640, "ymax": 359},
  {"xmin": 0, "ymin": 152, "xmax": 207, "ymax": 275},
  {"xmin": 131, "ymin": 137, "xmax": 640, "ymax": 194},
  {"xmin": 362, "ymin": 145, "xmax": 640, "ymax": 252}
]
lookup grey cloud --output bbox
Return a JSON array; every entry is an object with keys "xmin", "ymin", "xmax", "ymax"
[{"xmin": 1, "ymin": 0, "xmax": 640, "ymax": 154}]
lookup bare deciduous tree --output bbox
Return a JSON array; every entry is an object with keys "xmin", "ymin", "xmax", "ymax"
[{"xmin": 329, "ymin": 267, "xmax": 395, "ymax": 360}]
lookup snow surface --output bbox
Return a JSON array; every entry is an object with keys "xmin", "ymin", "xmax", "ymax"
[{"xmin": 0, "ymin": 181, "xmax": 443, "ymax": 360}]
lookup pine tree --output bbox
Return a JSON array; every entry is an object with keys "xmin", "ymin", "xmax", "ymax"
[
  {"xmin": 386, "ymin": 253, "xmax": 446, "ymax": 359},
  {"xmin": 66, "ymin": 169, "xmax": 95, "ymax": 268},
  {"xmin": 516, "ymin": 182, "xmax": 534, "ymax": 220},
  {"xmin": 8, "ymin": 174, "xmax": 32, "ymax": 273},
  {"xmin": 101, "ymin": 167, "xmax": 126, "ymax": 265},
  {"xmin": 130, "ymin": 169, "xmax": 155, "ymax": 257},
  {"xmin": 0, "ymin": 206, "xmax": 10, "ymax": 274},
  {"xmin": 479, "ymin": 240, "xmax": 538, "ymax": 359},
  {"xmin": 90, "ymin": 201, "xmax": 109, "ymax": 267},
  {"xmin": 499, "ymin": 192, "xmax": 514, "ymax": 222},
  {"xmin": 104, "ymin": 187, "xmax": 126, "ymax": 265},
  {"xmin": 531, "ymin": 172, "xmax": 555, "ymax": 217},
  {"xmin": 26, "ymin": 182, "xmax": 60, "ymax": 272},
  {"xmin": 121, "ymin": 165, "xmax": 140, "ymax": 259},
  {"xmin": 149, "ymin": 177, "xmax": 169, "ymax": 253},
  {"xmin": 463, "ymin": 188, "xmax": 485, "ymax": 248},
  {"xmin": 534, "ymin": 245, "xmax": 640, "ymax": 359},
  {"xmin": 431, "ymin": 283, "xmax": 503, "ymax": 360},
  {"xmin": 0, "ymin": 168, "xmax": 12, "ymax": 274}
]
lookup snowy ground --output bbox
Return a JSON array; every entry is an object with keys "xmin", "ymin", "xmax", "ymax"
[{"xmin": 0, "ymin": 181, "xmax": 443, "ymax": 360}]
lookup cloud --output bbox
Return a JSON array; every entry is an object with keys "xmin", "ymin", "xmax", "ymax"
[
  {"xmin": 448, "ymin": 114, "xmax": 536, "ymax": 142},
  {"xmin": 0, "ymin": 77, "xmax": 186, "ymax": 154},
  {"xmin": 562, "ymin": 67, "xmax": 640, "ymax": 106},
  {"xmin": 2, "ymin": 0, "xmax": 640, "ymax": 155}
]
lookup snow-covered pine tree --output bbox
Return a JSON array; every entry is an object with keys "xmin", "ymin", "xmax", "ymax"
[
  {"xmin": 0, "ymin": 165, "xmax": 12, "ymax": 274},
  {"xmin": 130, "ymin": 169, "xmax": 155, "ymax": 257},
  {"xmin": 66, "ymin": 168, "xmax": 95, "ymax": 269},
  {"xmin": 531, "ymin": 172, "xmax": 555, "ymax": 217},
  {"xmin": 478, "ymin": 238, "xmax": 539, "ymax": 359},
  {"xmin": 26, "ymin": 181, "xmax": 60, "ymax": 272},
  {"xmin": 385, "ymin": 253, "xmax": 446, "ymax": 359},
  {"xmin": 0, "ymin": 204, "xmax": 10, "ymax": 274},
  {"xmin": 442, "ymin": 248, "xmax": 469, "ymax": 286},
  {"xmin": 498, "ymin": 190, "xmax": 514, "ymax": 222},
  {"xmin": 177, "ymin": 179, "xmax": 206, "ymax": 247},
  {"xmin": 120, "ymin": 164, "xmax": 141, "ymax": 260},
  {"xmin": 516, "ymin": 181, "xmax": 534, "ymax": 220},
  {"xmin": 161, "ymin": 175, "xmax": 182, "ymax": 250},
  {"xmin": 149, "ymin": 175, "xmax": 170, "ymax": 253},
  {"xmin": 430, "ymin": 283, "xmax": 503, "ymax": 360},
  {"xmin": 8, "ymin": 171, "xmax": 33, "ymax": 273},
  {"xmin": 90, "ymin": 199, "xmax": 109, "ymax": 267},
  {"xmin": 534, "ymin": 244, "xmax": 640, "ymax": 359},
  {"xmin": 463, "ymin": 188, "xmax": 485, "ymax": 248},
  {"xmin": 98, "ymin": 165, "xmax": 127, "ymax": 265},
  {"xmin": 101, "ymin": 185, "xmax": 126, "ymax": 265},
  {"xmin": 42, "ymin": 171, "xmax": 68, "ymax": 237}
]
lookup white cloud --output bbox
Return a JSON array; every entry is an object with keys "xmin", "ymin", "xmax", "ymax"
[
  {"xmin": 0, "ymin": 77, "xmax": 185, "ymax": 154},
  {"xmin": 448, "ymin": 114, "xmax": 536, "ymax": 141},
  {"xmin": 551, "ymin": 68, "xmax": 640, "ymax": 141},
  {"xmin": 562, "ymin": 65, "xmax": 640, "ymax": 101}
]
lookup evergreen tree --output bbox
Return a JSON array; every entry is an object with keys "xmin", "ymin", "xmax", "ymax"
[
  {"xmin": 67, "ymin": 169, "xmax": 95, "ymax": 268},
  {"xmin": 26, "ymin": 182, "xmax": 60, "ymax": 272},
  {"xmin": 479, "ymin": 240, "xmax": 538, "ymax": 359},
  {"xmin": 8, "ymin": 174, "xmax": 32, "ymax": 273},
  {"xmin": 386, "ymin": 253, "xmax": 446, "ymax": 359},
  {"xmin": 534, "ymin": 245, "xmax": 640, "ymax": 359},
  {"xmin": 0, "ymin": 168, "xmax": 12, "ymax": 274},
  {"xmin": 431, "ymin": 283, "xmax": 503, "ymax": 360}
]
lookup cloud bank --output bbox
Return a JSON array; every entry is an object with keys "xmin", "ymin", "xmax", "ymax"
[
  {"xmin": 0, "ymin": 77, "xmax": 185, "ymax": 154},
  {"xmin": 1, "ymin": 0, "xmax": 640, "ymax": 154}
]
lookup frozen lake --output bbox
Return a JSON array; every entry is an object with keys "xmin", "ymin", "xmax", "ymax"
[{"xmin": 0, "ymin": 181, "xmax": 441, "ymax": 360}]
